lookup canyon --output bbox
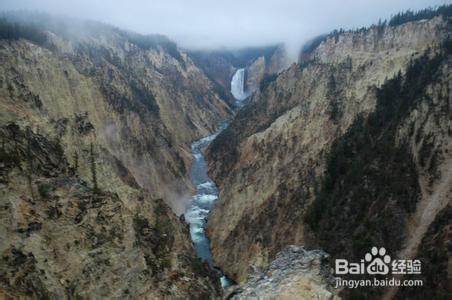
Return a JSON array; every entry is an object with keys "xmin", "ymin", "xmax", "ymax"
[
  {"xmin": 0, "ymin": 6, "xmax": 451, "ymax": 299},
  {"xmin": 206, "ymin": 13, "xmax": 451, "ymax": 299},
  {"xmin": 0, "ymin": 13, "xmax": 231, "ymax": 298}
]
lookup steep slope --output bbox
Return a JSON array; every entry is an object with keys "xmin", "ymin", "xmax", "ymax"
[
  {"xmin": 395, "ymin": 204, "xmax": 451, "ymax": 299},
  {"xmin": 0, "ymin": 13, "xmax": 232, "ymax": 214},
  {"xmin": 308, "ymin": 51, "xmax": 450, "ymax": 299},
  {"xmin": 205, "ymin": 13, "xmax": 450, "ymax": 295},
  {"xmin": 245, "ymin": 45, "xmax": 289, "ymax": 95},
  {"xmin": 0, "ymin": 13, "xmax": 231, "ymax": 298},
  {"xmin": 0, "ymin": 125, "xmax": 220, "ymax": 298}
]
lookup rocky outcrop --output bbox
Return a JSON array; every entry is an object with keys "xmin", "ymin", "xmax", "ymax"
[
  {"xmin": 244, "ymin": 56, "xmax": 266, "ymax": 95},
  {"xmin": 245, "ymin": 45, "xmax": 289, "ymax": 94},
  {"xmin": 227, "ymin": 246, "xmax": 339, "ymax": 299},
  {"xmin": 205, "ymin": 14, "xmax": 451, "ymax": 296},
  {"xmin": 0, "ymin": 13, "xmax": 231, "ymax": 298},
  {"xmin": 187, "ymin": 50, "xmax": 237, "ymax": 106}
]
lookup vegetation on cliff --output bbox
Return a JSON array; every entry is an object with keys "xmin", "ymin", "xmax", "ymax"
[
  {"xmin": 0, "ymin": 11, "xmax": 231, "ymax": 298},
  {"xmin": 306, "ymin": 50, "xmax": 448, "ymax": 255},
  {"xmin": 205, "ymin": 9, "xmax": 450, "ymax": 297},
  {"xmin": 396, "ymin": 204, "xmax": 451, "ymax": 299},
  {"xmin": 314, "ymin": 46, "xmax": 449, "ymax": 298},
  {"xmin": 0, "ymin": 124, "xmax": 221, "ymax": 298},
  {"xmin": 300, "ymin": 5, "xmax": 452, "ymax": 57}
]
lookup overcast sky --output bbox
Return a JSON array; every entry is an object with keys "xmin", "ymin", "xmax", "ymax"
[{"xmin": 1, "ymin": 0, "xmax": 447, "ymax": 53}]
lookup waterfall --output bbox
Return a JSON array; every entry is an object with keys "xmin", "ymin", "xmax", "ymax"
[{"xmin": 230, "ymin": 68, "xmax": 250, "ymax": 102}]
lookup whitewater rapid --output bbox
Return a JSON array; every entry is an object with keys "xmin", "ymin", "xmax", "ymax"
[
  {"xmin": 185, "ymin": 122, "xmax": 231, "ymax": 287},
  {"xmin": 185, "ymin": 67, "xmax": 249, "ymax": 287}
]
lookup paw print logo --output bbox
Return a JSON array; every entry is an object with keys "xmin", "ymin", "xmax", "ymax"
[{"xmin": 365, "ymin": 247, "xmax": 391, "ymax": 275}]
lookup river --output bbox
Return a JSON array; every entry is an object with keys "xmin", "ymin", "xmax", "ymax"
[
  {"xmin": 185, "ymin": 68, "xmax": 249, "ymax": 287},
  {"xmin": 184, "ymin": 121, "xmax": 231, "ymax": 287}
]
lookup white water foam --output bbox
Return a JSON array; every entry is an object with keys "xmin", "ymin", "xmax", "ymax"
[{"xmin": 185, "ymin": 124, "xmax": 234, "ymax": 287}]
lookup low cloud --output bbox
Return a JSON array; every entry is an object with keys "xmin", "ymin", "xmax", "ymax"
[{"xmin": 1, "ymin": 0, "xmax": 445, "ymax": 53}]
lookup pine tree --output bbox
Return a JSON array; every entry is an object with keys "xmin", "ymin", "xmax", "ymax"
[
  {"xmin": 90, "ymin": 143, "xmax": 98, "ymax": 194},
  {"xmin": 73, "ymin": 151, "xmax": 79, "ymax": 172},
  {"xmin": 25, "ymin": 127, "xmax": 35, "ymax": 201}
]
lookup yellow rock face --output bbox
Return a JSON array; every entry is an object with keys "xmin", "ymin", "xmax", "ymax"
[
  {"xmin": 0, "ymin": 21, "xmax": 232, "ymax": 298},
  {"xmin": 205, "ymin": 16, "xmax": 450, "ymax": 284},
  {"xmin": 0, "ymin": 28, "xmax": 232, "ymax": 214}
]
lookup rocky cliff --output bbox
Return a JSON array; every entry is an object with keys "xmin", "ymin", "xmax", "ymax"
[
  {"xmin": 0, "ymin": 13, "xmax": 231, "ymax": 298},
  {"xmin": 0, "ymin": 124, "xmax": 220, "ymax": 298},
  {"xmin": 205, "ymin": 13, "xmax": 451, "ymax": 299},
  {"xmin": 0, "ymin": 13, "xmax": 233, "ymax": 214},
  {"xmin": 244, "ymin": 45, "xmax": 289, "ymax": 96}
]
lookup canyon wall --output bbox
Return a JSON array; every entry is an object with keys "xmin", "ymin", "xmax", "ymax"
[
  {"xmin": 0, "ymin": 16, "xmax": 233, "ymax": 214},
  {"xmin": 206, "ymin": 15, "xmax": 451, "ymax": 299},
  {"xmin": 244, "ymin": 44, "xmax": 289, "ymax": 95},
  {"xmin": 0, "ymin": 14, "xmax": 231, "ymax": 298}
]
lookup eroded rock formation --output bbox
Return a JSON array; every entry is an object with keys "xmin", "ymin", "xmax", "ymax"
[
  {"xmin": 0, "ymin": 14, "xmax": 231, "ymax": 298},
  {"xmin": 227, "ymin": 246, "xmax": 339, "ymax": 299},
  {"xmin": 206, "ymin": 15, "xmax": 451, "ymax": 300}
]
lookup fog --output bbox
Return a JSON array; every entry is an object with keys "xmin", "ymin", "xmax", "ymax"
[{"xmin": 1, "ymin": 0, "xmax": 447, "ymax": 53}]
